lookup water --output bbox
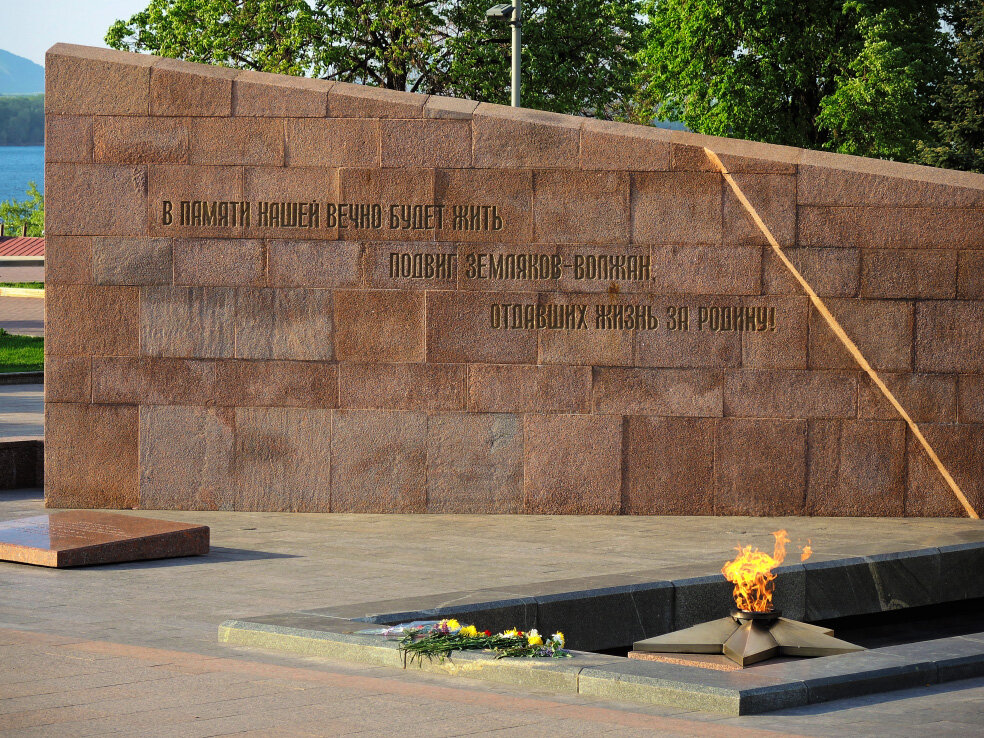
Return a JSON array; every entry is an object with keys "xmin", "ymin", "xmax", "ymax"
[{"xmin": 0, "ymin": 146, "xmax": 44, "ymax": 206}]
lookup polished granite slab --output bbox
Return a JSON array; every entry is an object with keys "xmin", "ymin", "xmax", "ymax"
[{"xmin": 0, "ymin": 511, "xmax": 209, "ymax": 567}]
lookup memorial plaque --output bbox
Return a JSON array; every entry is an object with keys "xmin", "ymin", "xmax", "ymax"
[
  {"xmin": 0, "ymin": 511, "xmax": 209, "ymax": 567},
  {"xmin": 42, "ymin": 44, "xmax": 984, "ymax": 517}
]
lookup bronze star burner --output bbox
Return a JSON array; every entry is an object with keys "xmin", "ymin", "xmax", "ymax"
[{"xmin": 633, "ymin": 608, "xmax": 863, "ymax": 668}]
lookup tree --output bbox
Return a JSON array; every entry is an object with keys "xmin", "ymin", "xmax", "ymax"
[
  {"xmin": 106, "ymin": 0, "xmax": 642, "ymax": 117},
  {"xmin": 633, "ymin": 1, "xmax": 949, "ymax": 161},
  {"xmin": 0, "ymin": 183, "xmax": 44, "ymax": 238},
  {"xmin": 918, "ymin": 0, "xmax": 984, "ymax": 173},
  {"xmin": 0, "ymin": 95, "xmax": 44, "ymax": 146}
]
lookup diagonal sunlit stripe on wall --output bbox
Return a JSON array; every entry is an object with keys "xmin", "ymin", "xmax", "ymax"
[{"xmin": 703, "ymin": 147, "xmax": 979, "ymax": 519}]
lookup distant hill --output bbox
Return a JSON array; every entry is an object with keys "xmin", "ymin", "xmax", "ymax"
[{"xmin": 0, "ymin": 50, "xmax": 44, "ymax": 96}]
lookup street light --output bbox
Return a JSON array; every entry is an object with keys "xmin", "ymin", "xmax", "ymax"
[{"xmin": 485, "ymin": 2, "xmax": 522, "ymax": 107}]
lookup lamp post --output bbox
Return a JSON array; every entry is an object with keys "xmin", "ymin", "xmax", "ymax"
[{"xmin": 486, "ymin": 2, "xmax": 522, "ymax": 107}]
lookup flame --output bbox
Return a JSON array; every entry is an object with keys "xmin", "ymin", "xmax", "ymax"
[
  {"xmin": 801, "ymin": 540, "xmax": 813, "ymax": 562},
  {"xmin": 721, "ymin": 530, "xmax": 810, "ymax": 613}
]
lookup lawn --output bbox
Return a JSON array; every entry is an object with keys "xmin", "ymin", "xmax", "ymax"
[
  {"xmin": 0, "ymin": 282, "xmax": 44, "ymax": 289},
  {"xmin": 0, "ymin": 329, "xmax": 43, "ymax": 373}
]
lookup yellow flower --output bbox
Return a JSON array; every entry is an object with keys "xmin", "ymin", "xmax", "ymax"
[
  {"xmin": 444, "ymin": 619, "xmax": 460, "ymax": 630},
  {"xmin": 527, "ymin": 634, "xmax": 543, "ymax": 646},
  {"xmin": 503, "ymin": 628, "xmax": 521, "ymax": 638},
  {"xmin": 460, "ymin": 625, "xmax": 479, "ymax": 638},
  {"xmin": 553, "ymin": 632, "xmax": 565, "ymax": 647}
]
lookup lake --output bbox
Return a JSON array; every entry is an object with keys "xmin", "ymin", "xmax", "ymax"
[{"xmin": 0, "ymin": 146, "xmax": 44, "ymax": 206}]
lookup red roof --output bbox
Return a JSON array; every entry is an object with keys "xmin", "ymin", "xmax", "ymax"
[{"xmin": 0, "ymin": 237, "xmax": 45, "ymax": 257}]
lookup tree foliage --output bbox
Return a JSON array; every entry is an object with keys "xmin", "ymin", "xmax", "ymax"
[
  {"xmin": 633, "ymin": 0, "xmax": 949, "ymax": 161},
  {"xmin": 0, "ymin": 183, "xmax": 44, "ymax": 237},
  {"xmin": 105, "ymin": 0, "xmax": 641, "ymax": 117},
  {"xmin": 0, "ymin": 95, "xmax": 44, "ymax": 146},
  {"xmin": 918, "ymin": 0, "xmax": 984, "ymax": 172}
]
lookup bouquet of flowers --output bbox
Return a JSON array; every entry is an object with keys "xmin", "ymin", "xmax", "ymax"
[{"xmin": 397, "ymin": 619, "xmax": 570, "ymax": 665}]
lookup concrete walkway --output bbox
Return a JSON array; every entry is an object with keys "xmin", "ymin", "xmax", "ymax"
[
  {"xmin": 0, "ymin": 384, "xmax": 43, "ymax": 439},
  {"xmin": 1, "ymin": 488, "xmax": 983, "ymax": 735},
  {"xmin": 0, "ymin": 296, "xmax": 43, "ymax": 337}
]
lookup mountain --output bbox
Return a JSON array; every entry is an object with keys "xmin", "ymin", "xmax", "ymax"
[{"xmin": 0, "ymin": 50, "xmax": 44, "ymax": 95}]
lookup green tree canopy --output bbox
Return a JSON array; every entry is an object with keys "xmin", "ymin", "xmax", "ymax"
[
  {"xmin": 0, "ymin": 182, "xmax": 44, "ymax": 238},
  {"xmin": 918, "ymin": 0, "xmax": 984, "ymax": 172},
  {"xmin": 106, "ymin": 0, "xmax": 641, "ymax": 117},
  {"xmin": 0, "ymin": 95, "xmax": 44, "ymax": 146},
  {"xmin": 633, "ymin": 0, "xmax": 949, "ymax": 161}
]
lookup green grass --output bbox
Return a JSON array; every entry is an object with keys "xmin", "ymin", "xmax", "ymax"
[
  {"xmin": 0, "ymin": 282, "xmax": 43, "ymax": 289},
  {"xmin": 0, "ymin": 328, "xmax": 43, "ymax": 373}
]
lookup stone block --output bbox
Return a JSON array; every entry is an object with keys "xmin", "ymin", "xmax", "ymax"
[
  {"xmin": 46, "ymin": 285, "xmax": 139, "ymax": 357},
  {"xmin": 327, "ymin": 81, "xmax": 425, "ymax": 118},
  {"xmin": 723, "ymin": 370, "xmax": 857, "ymax": 419},
  {"xmin": 147, "ymin": 164, "xmax": 244, "ymax": 238},
  {"xmin": 44, "ymin": 236, "xmax": 92, "ymax": 285},
  {"xmin": 859, "ymin": 372, "xmax": 956, "ymax": 423},
  {"xmin": 594, "ymin": 368, "xmax": 723, "ymax": 416},
  {"xmin": 803, "ymin": 557, "xmax": 881, "ymax": 621},
  {"xmin": 860, "ymin": 249, "xmax": 957, "ymax": 299},
  {"xmin": 338, "ymin": 168, "xmax": 434, "ymax": 241},
  {"xmin": 797, "ymin": 163, "xmax": 984, "ymax": 207},
  {"xmin": 714, "ymin": 418, "xmax": 806, "ymax": 515},
  {"xmin": 380, "ymin": 119, "xmax": 471, "ymax": 168},
  {"xmin": 243, "ymin": 166, "xmax": 339, "ymax": 240},
  {"xmin": 150, "ymin": 57, "xmax": 236, "ymax": 116},
  {"xmin": 424, "ymin": 95, "xmax": 479, "ymax": 120},
  {"xmin": 797, "ymin": 206, "xmax": 984, "ymax": 249},
  {"xmin": 907, "ymin": 424, "xmax": 984, "ymax": 517},
  {"xmin": 532, "ymin": 170, "xmax": 629, "ymax": 244},
  {"xmin": 472, "ymin": 103, "xmax": 580, "ymax": 169},
  {"xmin": 268, "ymin": 240, "xmax": 363, "ymax": 289},
  {"xmin": 141, "ymin": 286, "xmax": 236, "ymax": 359},
  {"xmin": 44, "ymin": 356, "xmax": 90, "ymax": 404},
  {"xmin": 762, "ymin": 246, "xmax": 859, "ymax": 297},
  {"xmin": 957, "ymin": 251, "xmax": 984, "ymax": 298},
  {"xmin": 285, "ymin": 118, "xmax": 379, "ymax": 168},
  {"xmin": 233, "ymin": 407, "xmax": 332, "ymax": 512},
  {"xmin": 427, "ymin": 291, "xmax": 536, "ymax": 365},
  {"xmin": 534, "ymin": 586, "xmax": 646, "ymax": 651},
  {"xmin": 139, "ymin": 405, "xmax": 235, "ymax": 510},
  {"xmin": 468, "ymin": 364, "xmax": 590, "ymax": 413},
  {"xmin": 740, "ymin": 296, "xmax": 809, "ymax": 370},
  {"xmin": 631, "ymin": 172, "xmax": 722, "ymax": 244},
  {"xmin": 671, "ymin": 573, "xmax": 735, "ymax": 629},
  {"xmin": 92, "ymin": 237, "xmax": 172, "ymax": 285},
  {"xmin": 426, "ymin": 413, "xmax": 524, "ymax": 513},
  {"xmin": 580, "ymin": 118, "xmax": 671, "ymax": 171},
  {"xmin": 46, "ymin": 43, "xmax": 152, "ymax": 116},
  {"xmin": 456, "ymin": 243, "xmax": 556, "ymax": 291},
  {"xmin": 634, "ymin": 298, "xmax": 741, "ymax": 369},
  {"xmin": 806, "ymin": 419, "xmax": 906, "ymax": 516},
  {"xmin": 173, "ymin": 239, "xmax": 266, "ymax": 287},
  {"xmin": 724, "ymin": 174, "xmax": 796, "ymax": 247},
  {"xmin": 235, "ymin": 288, "xmax": 333, "ymax": 361},
  {"xmin": 623, "ymin": 416, "xmax": 715, "ymax": 515},
  {"xmin": 330, "ymin": 410, "xmax": 427, "ymax": 513},
  {"xmin": 537, "ymin": 294, "xmax": 636, "ymax": 367},
  {"xmin": 672, "ymin": 138, "xmax": 798, "ymax": 174},
  {"xmin": 958, "ymin": 375, "xmax": 984, "ymax": 423},
  {"xmin": 938, "ymin": 542, "xmax": 984, "ymax": 600},
  {"xmin": 523, "ymin": 414, "xmax": 621, "ymax": 514},
  {"xmin": 45, "ymin": 163, "xmax": 147, "ymax": 236},
  {"xmin": 234, "ymin": 70, "xmax": 330, "ymax": 117},
  {"xmin": 339, "ymin": 362, "xmax": 466, "ymax": 411},
  {"xmin": 915, "ymin": 301, "xmax": 984, "ymax": 373},
  {"xmin": 222, "ymin": 360, "xmax": 338, "ymax": 408},
  {"xmin": 434, "ymin": 169, "xmax": 533, "ymax": 243},
  {"xmin": 363, "ymin": 243, "xmax": 455, "ymax": 290},
  {"xmin": 189, "ymin": 118, "xmax": 284, "ymax": 166},
  {"xmin": 45, "ymin": 402, "xmax": 138, "ymax": 509},
  {"xmin": 93, "ymin": 117, "xmax": 189, "ymax": 164},
  {"xmin": 45, "ymin": 116, "xmax": 93, "ymax": 162},
  {"xmin": 334, "ymin": 289, "xmax": 423, "ymax": 363},
  {"xmin": 809, "ymin": 299, "xmax": 914, "ymax": 372},
  {"xmin": 649, "ymin": 245, "xmax": 761, "ymax": 295}
]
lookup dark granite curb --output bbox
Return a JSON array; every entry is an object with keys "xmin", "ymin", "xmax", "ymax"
[
  {"xmin": 0, "ymin": 372, "xmax": 43, "ymax": 385},
  {"xmin": 0, "ymin": 439, "xmax": 43, "ymax": 490},
  {"xmin": 218, "ymin": 618, "xmax": 984, "ymax": 715}
]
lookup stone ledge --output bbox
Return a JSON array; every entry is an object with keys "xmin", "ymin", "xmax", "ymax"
[{"xmin": 0, "ymin": 372, "xmax": 44, "ymax": 385}]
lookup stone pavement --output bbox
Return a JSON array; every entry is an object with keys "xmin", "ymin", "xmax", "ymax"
[
  {"xmin": 1, "ymin": 488, "xmax": 983, "ymax": 736},
  {"xmin": 0, "ymin": 385, "xmax": 44, "ymax": 439},
  {"xmin": 0, "ymin": 295, "xmax": 43, "ymax": 337}
]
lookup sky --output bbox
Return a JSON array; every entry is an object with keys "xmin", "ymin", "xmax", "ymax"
[{"xmin": 1, "ymin": 0, "xmax": 150, "ymax": 66}]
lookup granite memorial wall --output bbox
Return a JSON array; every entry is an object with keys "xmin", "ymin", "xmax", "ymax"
[{"xmin": 43, "ymin": 43, "xmax": 984, "ymax": 516}]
